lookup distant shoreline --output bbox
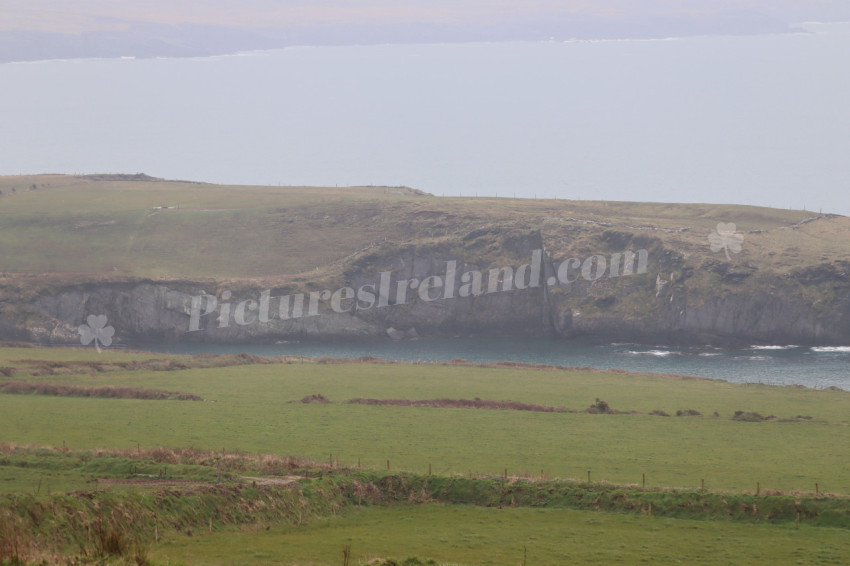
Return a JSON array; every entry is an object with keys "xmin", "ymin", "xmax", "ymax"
[{"xmin": 0, "ymin": 20, "xmax": 812, "ymax": 66}]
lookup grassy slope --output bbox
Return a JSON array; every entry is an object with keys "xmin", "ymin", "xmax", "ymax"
[
  {"xmin": 1, "ymin": 174, "xmax": 846, "ymax": 283},
  {"xmin": 0, "ymin": 175, "xmax": 416, "ymax": 279},
  {"xmin": 1, "ymin": 347, "xmax": 848, "ymax": 494}
]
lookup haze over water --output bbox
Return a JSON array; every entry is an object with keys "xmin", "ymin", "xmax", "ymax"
[{"xmin": 2, "ymin": 22, "xmax": 849, "ymax": 215}]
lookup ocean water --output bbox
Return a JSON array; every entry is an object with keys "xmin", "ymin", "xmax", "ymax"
[
  {"xmin": 142, "ymin": 338, "xmax": 850, "ymax": 391},
  {"xmin": 1, "ymin": 22, "xmax": 849, "ymax": 215}
]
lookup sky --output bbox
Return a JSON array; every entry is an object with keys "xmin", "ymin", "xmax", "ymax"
[
  {"xmin": 3, "ymin": 1, "xmax": 850, "ymax": 33},
  {"xmin": 1, "ymin": 1, "xmax": 848, "ymax": 215},
  {"xmin": 6, "ymin": 1, "xmax": 850, "ymax": 64}
]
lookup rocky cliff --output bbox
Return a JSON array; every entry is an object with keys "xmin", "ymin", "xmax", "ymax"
[
  {"xmin": 1, "ymin": 175, "xmax": 847, "ymax": 347},
  {"xmin": 4, "ymin": 227, "xmax": 849, "ymax": 347}
]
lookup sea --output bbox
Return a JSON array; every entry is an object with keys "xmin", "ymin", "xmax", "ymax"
[
  {"xmin": 1, "ymin": 22, "xmax": 849, "ymax": 215},
  {"xmin": 141, "ymin": 338, "xmax": 850, "ymax": 391}
]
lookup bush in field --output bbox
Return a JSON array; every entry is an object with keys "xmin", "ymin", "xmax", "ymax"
[
  {"xmin": 586, "ymin": 398, "xmax": 615, "ymax": 414},
  {"xmin": 676, "ymin": 409, "xmax": 702, "ymax": 417},
  {"xmin": 733, "ymin": 410, "xmax": 776, "ymax": 422}
]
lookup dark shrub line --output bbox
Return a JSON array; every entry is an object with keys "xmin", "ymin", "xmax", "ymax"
[
  {"xmin": 11, "ymin": 352, "xmax": 281, "ymax": 377},
  {"xmin": 0, "ymin": 381, "xmax": 202, "ymax": 401},
  {"xmin": 676, "ymin": 409, "xmax": 702, "ymax": 417},
  {"xmin": 733, "ymin": 410, "xmax": 777, "ymax": 422},
  {"xmin": 341, "ymin": 396, "xmax": 814, "ymax": 422},
  {"xmin": 3, "ymin": 470, "xmax": 849, "ymax": 564},
  {"xmin": 295, "ymin": 394, "xmax": 330, "ymax": 404},
  {"xmin": 346, "ymin": 397, "xmax": 572, "ymax": 413}
]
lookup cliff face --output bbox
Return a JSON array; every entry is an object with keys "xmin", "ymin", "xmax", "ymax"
[{"xmin": 5, "ymin": 228, "xmax": 849, "ymax": 346}]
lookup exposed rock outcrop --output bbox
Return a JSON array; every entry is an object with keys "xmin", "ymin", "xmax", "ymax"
[{"xmin": 2, "ymin": 228, "xmax": 849, "ymax": 347}]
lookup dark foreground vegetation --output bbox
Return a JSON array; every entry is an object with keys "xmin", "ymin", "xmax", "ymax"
[{"xmin": 1, "ymin": 445, "xmax": 848, "ymax": 564}]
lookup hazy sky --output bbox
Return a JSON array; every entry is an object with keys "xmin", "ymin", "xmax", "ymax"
[
  {"xmin": 6, "ymin": 0, "xmax": 850, "ymax": 65},
  {"xmin": 2, "ymin": 3, "xmax": 848, "ymax": 215},
  {"xmin": 3, "ymin": 1, "xmax": 850, "ymax": 32}
]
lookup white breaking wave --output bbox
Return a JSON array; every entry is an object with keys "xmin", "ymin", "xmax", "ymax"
[
  {"xmin": 626, "ymin": 350, "xmax": 677, "ymax": 357},
  {"xmin": 811, "ymin": 346, "xmax": 850, "ymax": 353},
  {"xmin": 749, "ymin": 345, "xmax": 799, "ymax": 350}
]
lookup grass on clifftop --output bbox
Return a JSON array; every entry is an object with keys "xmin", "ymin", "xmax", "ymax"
[{"xmin": 1, "ymin": 174, "xmax": 844, "ymax": 282}]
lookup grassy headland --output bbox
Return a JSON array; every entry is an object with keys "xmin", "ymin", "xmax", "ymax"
[
  {"xmin": 1, "ymin": 174, "xmax": 845, "ymax": 283},
  {"xmin": 2, "ymin": 174, "xmax": 848, "ymax": 348}
]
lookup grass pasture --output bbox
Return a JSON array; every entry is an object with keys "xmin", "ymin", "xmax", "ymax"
[
  {"xmin": 152, "ymin": 504, "xmax": 850, "ymax": 566},
  {"xmin": 2, "ymin": 346, "xmax": 850, "ymax": 564},
  {"xmin": 1, "ymin": 347, "xmax": 848, "ymax": 495}
]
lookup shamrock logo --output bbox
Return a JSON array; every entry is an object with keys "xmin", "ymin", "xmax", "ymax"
[
  {"xmin": 708, "ymin": 222, "xmax": 744, "ymax": 260},
  {"xmin": 78, "ymin": 314, "xmax": 114, "ymax": 353}
]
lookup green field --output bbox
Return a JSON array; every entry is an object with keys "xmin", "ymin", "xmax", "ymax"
[
  {"xmin": 2, "ymin": 346, "xmax": 850, "ymax": 564},
  {"xmin": 1, "ymin": 347, "xmax": 848, "ymax": 494},
  {"xmin": 152, "ymin": 505, "xmax": 850, "ymax": 566}
]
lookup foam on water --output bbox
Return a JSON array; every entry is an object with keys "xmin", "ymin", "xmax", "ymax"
[{"xmin": 626, "ymin": 350, "xmax": 678, "ymax": 357}]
